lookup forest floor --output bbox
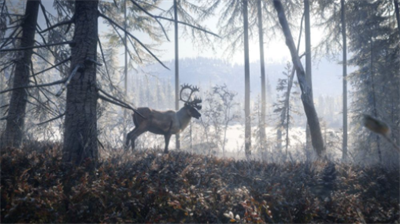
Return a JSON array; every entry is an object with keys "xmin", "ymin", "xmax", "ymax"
[{"xmin": 1, "ymin": 142, "xmax": 399, "ymax": 223}]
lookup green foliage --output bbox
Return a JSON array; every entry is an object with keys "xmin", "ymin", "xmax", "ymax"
[
  {"xmin": 346, "ymin": 0, "xmax": 400, "ymax": 164},
  {"xmin": 1, "ymin": 143, "xmax": 399, "ymax": 223}
]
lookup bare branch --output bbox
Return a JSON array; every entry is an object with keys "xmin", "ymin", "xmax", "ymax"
[
  {"xmin": 156, "ymin": 16, "xmax": 219, "ymax": 38},
  {"xmin": 35, "ymin": 25, "xmax": 70, "ymax": 63},
  {"xmin": 0, "ymin": 104, "xmax": 9, "ymax": 109},
  {"xmin": 26, "ymin": 89, "xmax": 60, "ymax": 117},
  {"xmin": 36, "ymin": 113, "xmax": 65, "ymax": 126},
  {"xmin": 39, "ymin": 17, "xmax": 74, "ymax": 33},
  {"xmin": 97, "ymin": 36, "xmax": 112, "ymax": 82},
  {"xmin": 138, "ymin": 1, "xmax": 166, "ymax": 12},
  {"xmin": 0, "ymin": 79, "xmax": 65, "ymax": 95},
  {"xmin": 33, "ymin": 56, "xmax": 71, "ymax": 77},
  {"xmin": 98, "ymin": 94, "xmax": 128, "ymax": 109},
  {"xmin": 0, "ymin": 26, "xmax": 21, "ymax": 49},
  {"xmin": 98, "ymin": 88, "xmax": 145, "ymax": 119},
  {"xmin": 0, "ymin": 62, "xmax": 14, "ymax": 74},
  {"xmin": 107, "ymin": 23, "xmax": 138, "ymax": 62},
  {"xmin": 0, "ymin": 24, "xmax": 19, "ymax": 31},
  {"xmin": 39, "ymin": 2, "xmax": 52, "ymax": 29},
  {"xmin": 98, "ymin": 94, "xmax": 145, "ymax": 120},
  {"xmin": 32, "ymin": 52, "xmax": 65, "ymax": 75},
  {"xmin": 0, "ymin": 41, "xmax": 73, "ymax": 52},
  {"xmin": 56, "ymin": 64, "xmax": 82, "ymax": 96},
  {"xmin": 85, "ymin": 57, "xmax": 102, "ymax": 66},
  {"xmin": 99, "ymin": 12, "xmax": 169, "ymax": 70},
  {"xmin": 126, "ymin": 35, "xmax": 144, "ymax": 63},
  {"xmin": 97, "ymin": 137, "xmax": 105, "ymax": 149},
  {"xmin": 130, "ymin": 0, "xmax": 220, "ymax": 38},
  {"xmin": 1, "ymin": 13, "xmax": 24, "ymax": 17}
]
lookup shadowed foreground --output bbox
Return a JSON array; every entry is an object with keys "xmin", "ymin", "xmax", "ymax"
[{"xmin": 1, "ymin": 142, "xmax": 399, "ymax": 223}]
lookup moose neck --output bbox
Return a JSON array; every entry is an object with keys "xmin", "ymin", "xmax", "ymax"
[{"xmin": 177, "ymin": 107, "xmax": 192, "ymax": 131}]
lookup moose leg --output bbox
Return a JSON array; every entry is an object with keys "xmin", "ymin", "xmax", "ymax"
[
  {"xmin": 126, "ymin": 124, "xmax": 147, "ymax": 151},
  {"xmin": 125, "ymin": 128, "xmax": 137, "ymax": 150},
  {"xmin": 164, "ymin": 134, "xmax": 172, "ymax": 153}
]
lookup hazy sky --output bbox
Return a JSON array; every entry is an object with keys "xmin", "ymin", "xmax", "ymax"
[
  {"xmin": 148, "ymin": 0, "xmax": 327, "ymax": 65},
  {"xmin": 10, "ymin": 0, "xmax": 330, "ymax": 65}
]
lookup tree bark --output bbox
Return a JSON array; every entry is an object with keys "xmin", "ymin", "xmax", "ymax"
[
  {"xmin": 257, "ymin": 0, "xmax": 267, "ymax": 150},
  {"xmin": 243, "ymin": 0, "xmax": 251, "ymax": 156},
  {"xmin": 304, "ymin": 0, "xmax": 313, "ymax": 151},
  {"xmin": 174, "ymin": 0, "xmax": 180, "ymax": 150},
  {"xmin": 281, "ymin": 13, "xmax": 304, "ymax": 158},
  {"xmin": 369, "ymin": 39, "xmax": 382, "ymax": 163},
  {"xmin": 63, "ymin": 0, "xmax": 99, "ymax": 165},
  {"xmin": 2, "ymin": 0, "xmax": 40, "ymax": 148},
  {"xmin": 341, "ymin": 0, "xmax": 348, "ymax": 161},
  {"xmin": 273, "ymin": 0, "xmax": 325, "ymax": 157},
  {"xmin": 394, "ymin": 0, "xmax": 400, "ymax": 35},
  {"xmin": 123, "ymin": 0, "xmax": 128, "ymax": 147}
]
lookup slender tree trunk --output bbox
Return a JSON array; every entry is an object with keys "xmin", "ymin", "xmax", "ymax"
[
  {"xmin": 341, "ymin": 0, "xmax": 348, "ymax": 161},
  {"xmin": 63, "ymin": 0, "xmax": 99, "ymax": 165},
  {"xmin": 2, "ymin": 0, "xmax": 40, "ymax": 148},
  {"xmin": 394, "ymin": 0, "xmax": 400, "ymax": 35},
  {"xmin": 174, "ymin": 0, "xmax": 180, "ymax": 150},
  {"xmin": 370, "ymin": 39, "xmax": 381, "ymax": 163},
  {"xmin": 273, "ymin": 0, "xmax": 325, "ymax": 157},
  {"xmin": 285, "ymin": 103, "xmax": 290, "ymax": 158},
  {"xmin": 277, "ymin": 128, "xmax": 282, "ymax": 151},
  {"xmin": 257, "ymin": 0, "xmax": 267, "ymax": 150},
  {"xmin": 280, "ymin": 13, "xmax": 304, "ymax": 159},
  {"xmin": 304, "ymin": 0, "xmax": 313, "ymax": 151},
  {"xmin": 123, "ymin": 0, "xmax": 128, "ymax": 147},
  {"xmin": 243, "ymin": 0, "xmax": 251, "ymax": 156}
]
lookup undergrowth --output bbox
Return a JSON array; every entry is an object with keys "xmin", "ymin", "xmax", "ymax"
[{"xmin": 1, "ymin": 142, "xmax": 399, "ymax": 223}]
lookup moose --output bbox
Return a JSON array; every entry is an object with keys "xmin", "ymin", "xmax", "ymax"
[{"xmin": 125, "ymin": 84, "xmax": 202, "ymax": 153}]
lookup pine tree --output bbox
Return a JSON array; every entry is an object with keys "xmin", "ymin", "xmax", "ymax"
[{"xmin": 2, "ymin": 0, "xmax": 40, "ymax": 148}]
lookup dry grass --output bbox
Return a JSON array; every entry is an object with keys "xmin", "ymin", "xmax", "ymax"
[{"xmin": 1, "ymin": 142, "xmax": 399, "ymax": 223}]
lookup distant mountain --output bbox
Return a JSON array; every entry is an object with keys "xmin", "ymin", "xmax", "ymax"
[{"xmin": 140, "ymin": 56, "xmax": 350, "ymax": 99}]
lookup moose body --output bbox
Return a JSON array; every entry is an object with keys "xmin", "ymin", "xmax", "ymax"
[{"xmin": 126, "ymin": 85, "xmax": 201, "ymax": 153}]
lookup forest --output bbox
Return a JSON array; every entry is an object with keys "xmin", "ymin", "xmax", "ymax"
[{"xmin": 0, "ymin": 0, "xmax": 399, "ymax": 222}]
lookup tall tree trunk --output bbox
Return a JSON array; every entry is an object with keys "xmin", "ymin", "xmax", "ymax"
[
  {"xmin": 257, "ymin": 0, "xmax": 267, "ymax": 151},
  {"xmin": 273, "ymin": 0, "xmax": 325, "ymax": 157},
  {"xmin": 2, "ymin": 0, "xmax": 40, "ymax": 148},
  {"xmin": 123, "ymin": 0, "xmax": 128, "ymax": 147},
  {"xmin": 304, "ymin": 0, "xmax": 313, "ymax": 151},
  {"xmin": 243, "ymin": 0, "xmax": 251, "ymax": 156},
  {"xmin": 285, "ymin": 102, "xmax": 290, "ymax": 158},
  {"xmin": 174, "ymin": 0, "xmax": 180, "ymax": 150},
  {"xmin": 369, "ymin": 39, "xmax": 381, "ymax": 163},
  {"xmin": 281, "ymin": 13, "xmax": 304, "ymax": 159},
  {"xmin": 394, "ymin": 0, "xmax": 400, "ymax": 35},
  {"xmin": 63, "ymin": 0, "xmax": 99, "ymax": 165},
  {"xmin": 341, "ymin": 0, "xmax": 348, "ymax": 161}
]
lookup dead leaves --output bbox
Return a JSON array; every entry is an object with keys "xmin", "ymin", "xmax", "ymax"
[{"xmin": 1, "ymin": 144, "xmax": 399, "ymax": 223}]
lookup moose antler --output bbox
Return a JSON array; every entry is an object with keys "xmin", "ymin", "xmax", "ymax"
[
  {"xmin": 192, "ymin": 97, "xmax": 202, "ymax": 110},
  {"xmin": 180, "ymin": 84, "xmax": 200, "ymax": 104}
]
